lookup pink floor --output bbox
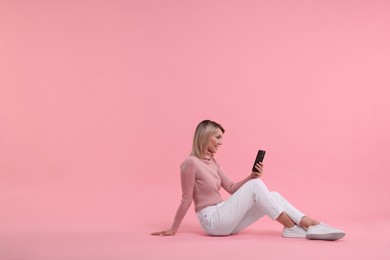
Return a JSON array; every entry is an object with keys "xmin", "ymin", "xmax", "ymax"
[{"xmin": 2, "ymin": 219, "xmax": 389, "ymax": 260}]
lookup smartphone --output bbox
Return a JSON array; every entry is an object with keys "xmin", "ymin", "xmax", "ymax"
[{"xmin": 252, "ymin": 150, "xmax": 266, "ymax": 172}]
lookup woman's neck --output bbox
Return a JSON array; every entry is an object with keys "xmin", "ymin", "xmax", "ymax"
[{"xmin": 202, "ymin": 150, "xmax": 213, "ymax": 160}]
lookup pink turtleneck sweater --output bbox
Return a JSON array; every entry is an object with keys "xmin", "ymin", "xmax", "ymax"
[{"xmin": 171, "ymin": 156, "xmax": 254, "ymax": 232}]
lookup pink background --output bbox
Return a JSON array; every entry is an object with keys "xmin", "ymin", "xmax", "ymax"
[{"xmin": 1, "ymin": 1, "xmax": 390, "ymax": 259}]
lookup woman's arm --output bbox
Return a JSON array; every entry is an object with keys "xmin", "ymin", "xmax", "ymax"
[
  {"xmin": 151, "ymin": 159, "xmax": 196, "ymax": 236},
  {"xmin": 170, "ymin": 160, "xmax": 196, "ymax": 232},
  {"xmin": 218, "ymin": 162, "xmax": 263, "ymax": 194}
]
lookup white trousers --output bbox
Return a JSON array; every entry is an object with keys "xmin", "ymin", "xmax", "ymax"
[{"xmin": 196, "ymin": 179, "xmax": 305, "ymax": 236}]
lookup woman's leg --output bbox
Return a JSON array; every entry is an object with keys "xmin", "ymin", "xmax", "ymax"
[
  {"xmin": 230, "ymin": 204, "xmax": 267, "ymax": 234},
  {"xmin": 211, "ymin": 179, "xmax": 302, "ymax": 235},
  {"xmin": 232, "ymin": 209, "xmax": 296, "ymax": 234},
  {"xmin": 231, "ymin": 188, "xmax": 306, "ymax": 234},
  {"xmin": 271, "ymin": 191, "xmax": 306, "ymax": 225},
  {"xmin": 300, "ymin": 216, "xmax": 320, "ymax": 229},
  {"xmin": 266, "ymin": 190, "xmax": 345, "ymax": 240},
  {"xmin": 208, "ymin": 179, "xmax": 344, "ymax": 240}
]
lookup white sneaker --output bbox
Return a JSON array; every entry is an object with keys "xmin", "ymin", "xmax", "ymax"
[
  {"xmin": 282, "ymin": 225, "xmax": 307, "ymax": 238},
  {"xmin": 306, "ymin": 222, "xmax": 345, "ymax": 241}
]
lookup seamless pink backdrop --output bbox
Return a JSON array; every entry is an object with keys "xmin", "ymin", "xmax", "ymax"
[{"xmin": 1, "ymin": 0, "xmax": 390, "ymax": 258}]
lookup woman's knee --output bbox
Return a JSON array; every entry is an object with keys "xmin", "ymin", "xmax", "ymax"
[
  {"xmin": 249, "ymin": 179, "xmax": 268, "ymax": 191},
  {"xmin": 248, "ymin": 178, "xmax": 265, "ymax": 186}
]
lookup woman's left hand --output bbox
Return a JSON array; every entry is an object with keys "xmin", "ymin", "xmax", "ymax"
[
  {"xmin": 150, "ymin": 229, "xmax": 175, "ymax": 236},
  {"xmin": 251, "ymin": 162, "xmax": 263, "ymax": 178}
]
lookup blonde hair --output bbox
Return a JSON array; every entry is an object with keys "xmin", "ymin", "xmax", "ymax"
[{"xmin": 191, "ymin": 120, "xmax": 225, "ymax": 158}]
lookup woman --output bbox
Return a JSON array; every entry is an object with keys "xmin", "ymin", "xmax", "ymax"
[{"xmin": 151, "ymin": 120, "xmax": 345, "ymax": 240}]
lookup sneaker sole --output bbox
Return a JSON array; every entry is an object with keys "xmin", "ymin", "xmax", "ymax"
[
  {"xmin": 306, "ymin": 232, "xmax": 345, "ymax": 241},
  {"xmin": 282, "ymin": 232, "xmax": 306, "ymax": 239},
  {"xmin": 283, "ymin": 234, "xmax": 306, "ymax": 239}
]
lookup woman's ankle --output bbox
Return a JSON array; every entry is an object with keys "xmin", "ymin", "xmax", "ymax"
[
  {"xmin": 300, "ymin": 216, "xmax": 320, "ymax": 229},
  {"xmin": 276, "ymin": 212, "xmax": 295, "ymax": 228}
]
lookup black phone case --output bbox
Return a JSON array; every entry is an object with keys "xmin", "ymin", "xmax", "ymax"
[{"xmin": 252, "ymin": 150, "xmax": 266, "ymax": 172}]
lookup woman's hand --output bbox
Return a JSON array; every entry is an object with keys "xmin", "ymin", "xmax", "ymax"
[
  {"xmin": 150, "ymin": 229, "xmax": 175, "ymax": 236},
  {"xmin": 251, "ymin": 162, "xmax": 264, "ymax": 178}
]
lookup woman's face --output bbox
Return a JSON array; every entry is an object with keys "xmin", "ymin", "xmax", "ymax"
[{"xmin": 206, "ymin": 128, "xmax": 223, "ymax": 155}]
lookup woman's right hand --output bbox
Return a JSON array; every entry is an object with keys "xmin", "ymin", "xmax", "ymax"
[
  {"xmin": 150, "ymin": 229, "xmax": 175, "ymax": 236},
  {"xmin": 251, "ymin": 162, "xmax": 264, "ymax": 178}
]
